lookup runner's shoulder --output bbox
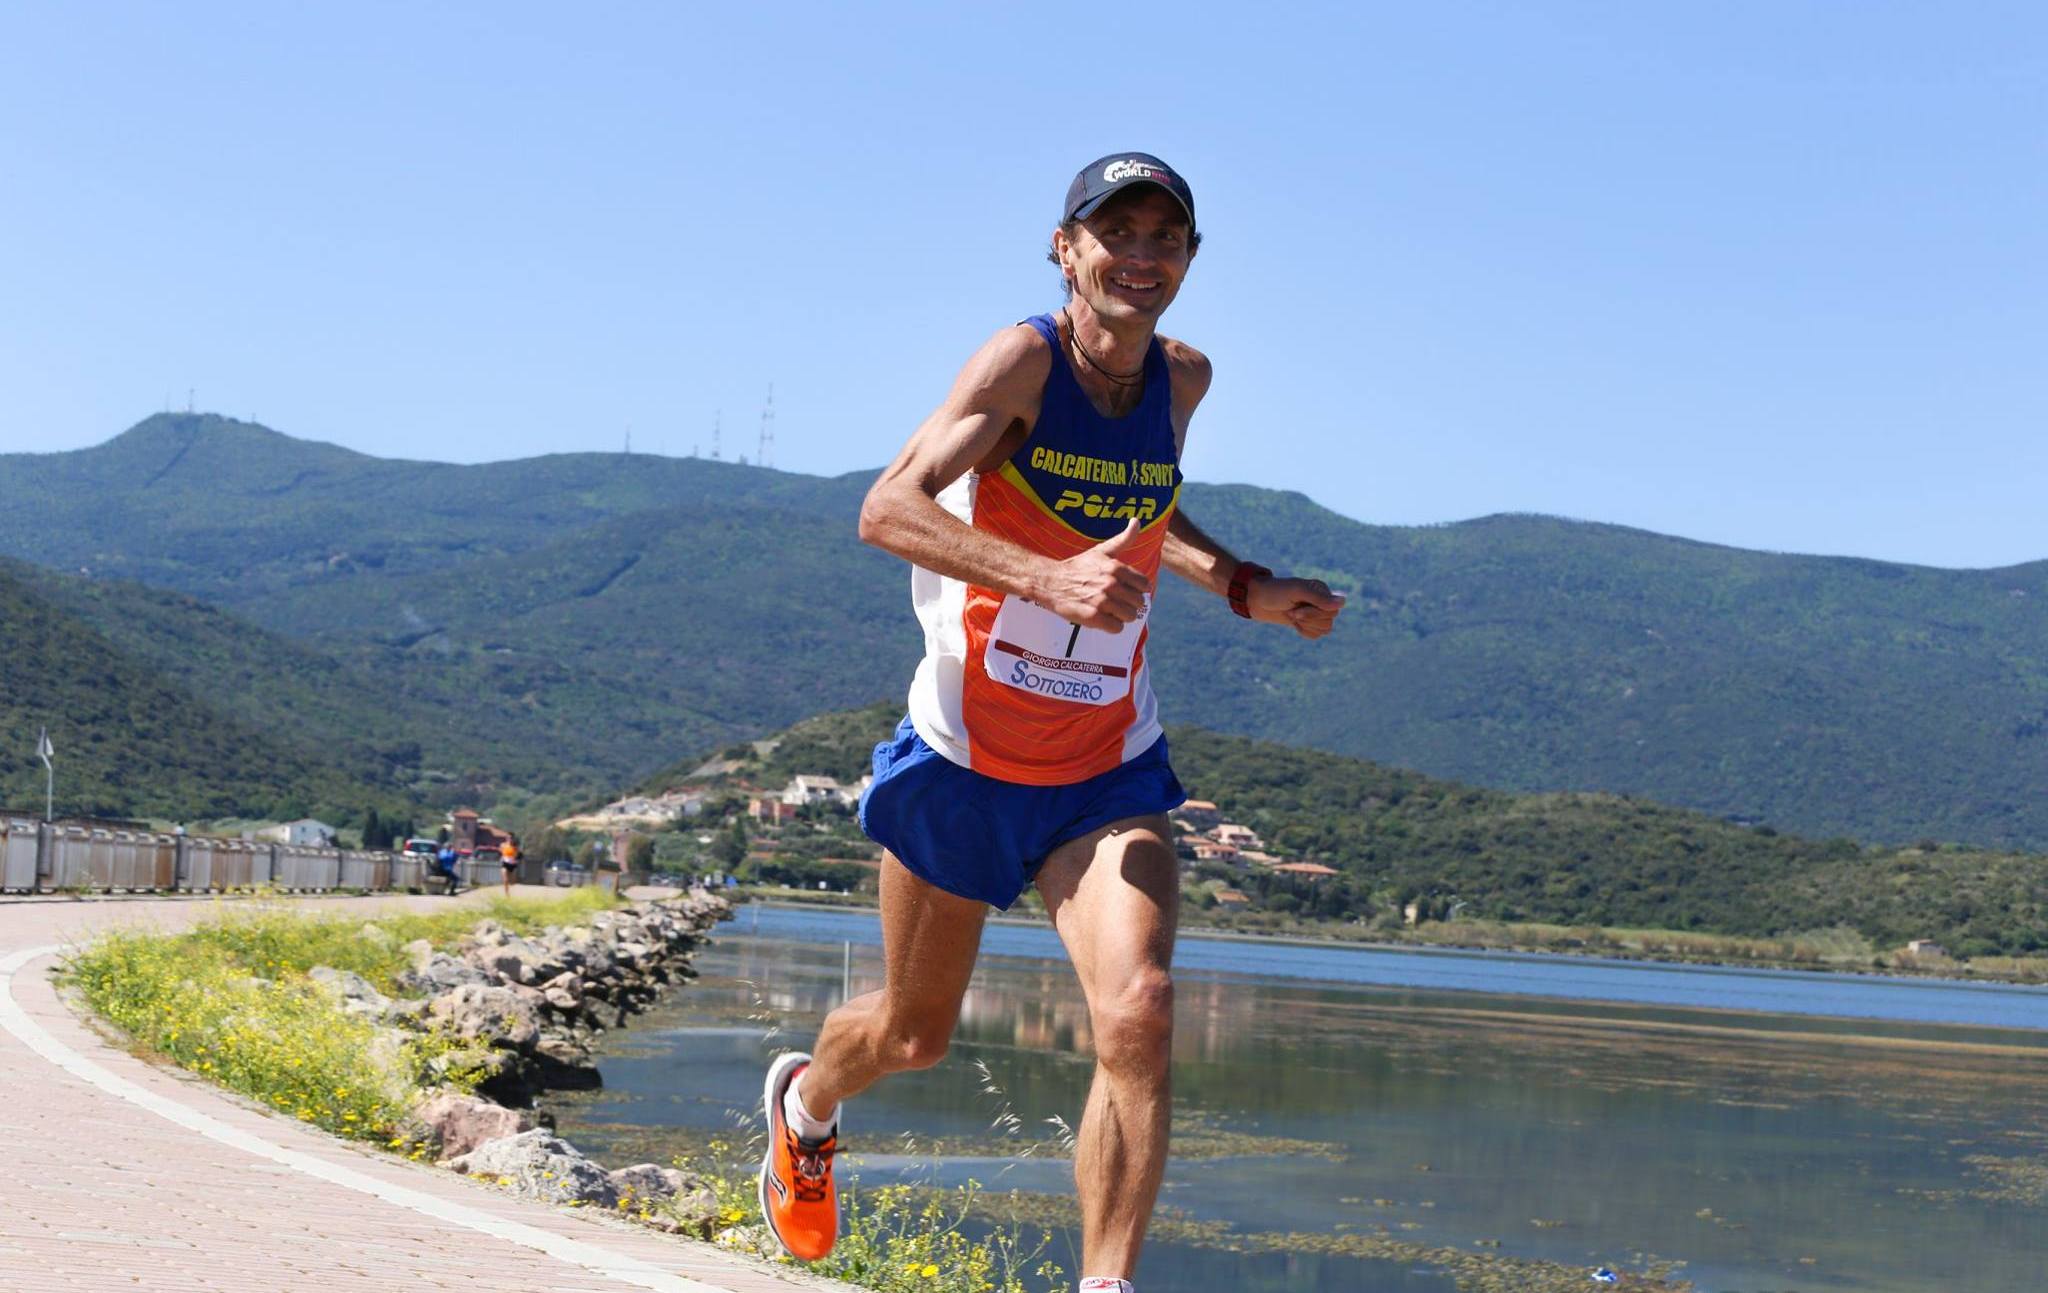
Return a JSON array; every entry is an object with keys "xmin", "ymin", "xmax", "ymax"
[
  {"xmin": 979, "ymin": 322, "xmax": 1056, "ymax": 381},
  {"xmin": 1159, "ymin": 335, "xmax": 1213, "ymax": 400},
  {"xmin": 937, "ymin": 323, "xmax": 1056, "ymax": 420}
]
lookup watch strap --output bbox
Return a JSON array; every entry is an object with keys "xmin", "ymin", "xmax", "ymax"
[{"xmin": 1227, "ymin": 561, "xmax": 1271, "ymax": 619}]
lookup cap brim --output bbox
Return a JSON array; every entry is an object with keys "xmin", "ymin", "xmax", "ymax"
[{"xmin": 1070, "ymin": 179, "xmax": 1195, "ymax": 229}]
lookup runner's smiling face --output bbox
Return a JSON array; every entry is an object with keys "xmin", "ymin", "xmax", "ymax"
[{"xmin": 1056, "ymin": 188, "xmax": 1195, "ymax": 323}]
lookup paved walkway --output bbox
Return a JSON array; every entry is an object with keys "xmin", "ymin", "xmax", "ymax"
[{"xmin": 0, "ymin": 891, "xmax": 842, "ymax": 1292}]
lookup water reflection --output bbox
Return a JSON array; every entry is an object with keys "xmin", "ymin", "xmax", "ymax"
[{"xmin": 554, "ymin": 922, "xmax": 2048, "ymax": 1293}]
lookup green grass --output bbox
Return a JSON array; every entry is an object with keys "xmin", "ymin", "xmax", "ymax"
[
  {"xmin": 175, "ymin": 887, "xmax": 624, "ymax": 991},
  {"xmin": 65, "ymin": 891, "xmax": 1057, "ymax": 1289},
  {"xmin": 688, "ymin": 1147, "xmax": 1062, "ymax": 1293},
  {"xmin": 66, "ymin": 925, "xmax": 475, "ymax": 1139},
  {"xmin": 61, "ymin": 890, "xmax": 623, "ymax": 1139}
]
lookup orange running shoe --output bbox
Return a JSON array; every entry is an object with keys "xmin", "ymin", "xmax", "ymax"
[{"xmin": 759, "ymin": 1051, "xmax": 839, "ymax": 1261}]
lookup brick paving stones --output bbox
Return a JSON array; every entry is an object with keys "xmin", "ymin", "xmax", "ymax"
[{"xmin": 0, "ymin": 892, "xmax": 837, "ymax": 1293}]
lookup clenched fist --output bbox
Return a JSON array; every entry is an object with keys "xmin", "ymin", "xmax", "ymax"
[
  {"xmin": 1245, "ymin": 575, "xmax": 1346, "ymax": 640},
  {"xmin": 1034, "ymin": 518, "xmax": 1152, "ymax": 632}
]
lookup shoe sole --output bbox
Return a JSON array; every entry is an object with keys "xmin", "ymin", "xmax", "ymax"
[{"xmin": 758, "ymin": 1049, "xmax": 812, "ymax": 1259}]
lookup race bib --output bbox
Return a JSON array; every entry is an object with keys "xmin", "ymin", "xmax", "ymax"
[{"xmin": 984, "ymin": 593, "xmax": 1148, "ymax": 706}]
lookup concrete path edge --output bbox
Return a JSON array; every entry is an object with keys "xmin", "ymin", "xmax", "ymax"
[{"xmin": 0, "ymin": 941, "xmax": 738, "ymax": 1293}]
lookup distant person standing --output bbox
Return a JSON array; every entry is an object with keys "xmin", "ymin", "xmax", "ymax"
[{"xmin": 499, "ymin": 839, "xmax": 520, "ymax": 895}]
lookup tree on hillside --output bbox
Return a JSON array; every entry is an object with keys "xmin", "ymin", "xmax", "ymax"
[
  {"xmin": 713, "ymin": 816, "xmax": 748, "ymax": 868},
  {"xmin": 526, "ymin": 825, "xmax": 570, "ymax": 864},
  {"xmin": 626, "ymin": 835, "xmax": 656, "ymax": 872},
  {"xmin": 361, "ymin": 807, "xmax": 386, "ymax": 850}
]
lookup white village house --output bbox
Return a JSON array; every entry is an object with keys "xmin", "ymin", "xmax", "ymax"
[
  {"xmin": 781, "ymin": 775, "xmax": 845, "ymax": 807},
  {"xmin": 1211, "ymin": 823, "xmax": 1263, "ymax": 850},
  {"xmin": 780, "ymin": 775, "xmax": 874, "ymax": 809},
  {"xmin": 253, "ymin": 818, "xmax": 338, "ymax": 847},
  {"xmin": 603, "ymin": 791, "xmax": 706, "ymax": 821}
]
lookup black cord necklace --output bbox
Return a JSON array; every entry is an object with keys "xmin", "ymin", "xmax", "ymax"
[{"xmin": 1060, "ymin": 308, "xmax": 1145, "ymax": 387}]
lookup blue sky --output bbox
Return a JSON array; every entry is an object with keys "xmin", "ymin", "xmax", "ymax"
[{"xmin": 3, "ymin": 3, "xmax": 2042, "ymax": 568}]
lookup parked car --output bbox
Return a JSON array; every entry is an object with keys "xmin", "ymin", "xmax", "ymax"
[
  {"xmin": 400, "ymin": 839, "xmax": 439, "ymax": 856},
  {"xmin": 544, "ymin": 860, "xmax": 589, "ymax": 887},
  {"xmin": 475, "ymin": 846, "xmax": 502, "ymax": 862}
]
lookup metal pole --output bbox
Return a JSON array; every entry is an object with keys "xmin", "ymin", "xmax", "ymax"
[{"xmin": 843, "ymin": 940, "xmax": 851, "ymax": 1001}]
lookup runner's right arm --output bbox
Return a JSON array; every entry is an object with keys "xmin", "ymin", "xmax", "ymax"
[{"xmin": 859, "ymin": 326, "xmax": 1152, "ymax": 633}]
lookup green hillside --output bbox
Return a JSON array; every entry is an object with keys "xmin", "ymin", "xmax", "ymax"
[
  {"xmin": 647, "ymin": 703, "xmax": 2048, "ymax": 960},
  {"xmin": 10, "ymin": 562, "xmax": 547, "ymax": 799},
  {"xmin": 4, "ymin": 413, "xmax": 2045, "ymax": 848},
  {"xmin": 0, "ymin": 559, "xmax": 383, "ymax": 821},
  {"xmin": 1146, "ymin": 492, "xmax": 2048, "ymax": 848},
  {"xmin": 1163, "ymin": 726, "xmax": 2046, "ymax": 956}
]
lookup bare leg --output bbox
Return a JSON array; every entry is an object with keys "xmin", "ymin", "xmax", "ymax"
[
  {"xmin": 1034, "ymin": 815, "xmax": 1178, "ymax": 1280},
  {"xmin": 796, "ymin": 853, "xmax": 988, "ymax": 1118}
]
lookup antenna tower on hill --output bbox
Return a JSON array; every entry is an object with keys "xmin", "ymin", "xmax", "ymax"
[
  {"xmin": 711, "ymin": 410, "xmax": 722, "ymax": 460},
  {"xmin": 757, "ymin": 383, "xmax": 775, "ymax": 468},
  {"xmin": 624, "ymin": 424, "xmax": 632, "ymax": 455}
]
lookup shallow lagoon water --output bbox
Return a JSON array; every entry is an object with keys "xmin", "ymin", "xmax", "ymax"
[{"xmin": 554, "ymin": 905, "xmax": 2048, "ymax": 1292}]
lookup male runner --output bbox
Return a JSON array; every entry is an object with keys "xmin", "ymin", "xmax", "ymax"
[{"xmin": 760, "ymin": 152, "xmax": 1344, "ymax": 1292}]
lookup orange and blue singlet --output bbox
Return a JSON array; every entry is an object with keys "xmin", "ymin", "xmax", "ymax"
[
  {"xmin": 906, "ymin": 313, "xmax": 1183, "ymax": 786},
  {"xmin": 863, "ymin": 313, "xmax": 1189, "ymax": 908}
]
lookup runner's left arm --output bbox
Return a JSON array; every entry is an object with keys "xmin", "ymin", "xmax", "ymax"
[
  {"xmin": 1156, "ymin": 340, "xmax": 1345, "ymax": 641},
  {"xmin": 1161, "ymin": 512, "xmax": 1344, "ymax": 640}
]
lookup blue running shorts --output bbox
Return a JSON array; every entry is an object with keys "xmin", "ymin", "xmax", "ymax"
[{"xmin": 857, "ymin": 714, "xmax": 1187, "ymax": 910}]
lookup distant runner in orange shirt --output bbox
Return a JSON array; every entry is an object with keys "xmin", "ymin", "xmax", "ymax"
[
  {"xmin": 499, "ymin": 839, "xmax": 519, "ymax": 896},
  {"xmin": 758, "ymin": 154, "xmax": 1344, "ymax": 1292}
]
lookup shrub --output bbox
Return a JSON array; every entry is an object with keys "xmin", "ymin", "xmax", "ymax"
[{"xmin": 65, "ymin": 925, "xmax": 482, "ymax": 1138}]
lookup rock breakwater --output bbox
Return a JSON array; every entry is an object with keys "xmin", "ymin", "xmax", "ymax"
[{"xmin": 310, "ymin": 892, "xmax": 734, "ymax": 1231}]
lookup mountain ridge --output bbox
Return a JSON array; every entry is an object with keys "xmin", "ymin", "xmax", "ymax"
[
  {"xmin": 4, "ymin": 413, "xmax": 2044, "ymax": 847},
  {"xmin": 0, "ymin": 555, "xmax": 395, "ymax": 822}
]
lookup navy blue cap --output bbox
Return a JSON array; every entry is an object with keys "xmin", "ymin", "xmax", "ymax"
[{"xmin": 1063, "ymin": 152, "xmax": 1196, "ymax": 232}]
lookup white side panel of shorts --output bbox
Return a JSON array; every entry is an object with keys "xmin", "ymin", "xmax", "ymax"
[
  {"xmin": 1121, "ymin": 651, "xmax": 1164, "ymax": 763},
  {"xmin": 907, "ymin": 472, "xmax": 977, "ymax": 768}
]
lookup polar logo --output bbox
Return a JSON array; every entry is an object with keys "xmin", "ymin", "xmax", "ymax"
[{"xmin": 1103, "ymin": 159, "xmax": 1157, "ymax": 183}]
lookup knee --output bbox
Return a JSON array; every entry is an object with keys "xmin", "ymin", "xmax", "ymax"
[
  {"xmin": 1091, "ymin": 968, "xmax": 1174, "ymax": 1072},
  {"xmin": 883, "ymin": 1021, "xmax": 952, "ymax": 1073}
]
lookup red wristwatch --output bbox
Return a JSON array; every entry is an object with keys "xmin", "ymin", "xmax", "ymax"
[{"xmin": 1227, "ymin": 561, "xmax": 1271, "ymax": 619}]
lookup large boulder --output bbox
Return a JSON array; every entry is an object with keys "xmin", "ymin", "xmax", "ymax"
[
  {"xmin": 540, "ymin": 971, "xmax": 585, "ymax": 1011},
  {"xmin": 607, "ymin": 1163, "xmax": 689, "ymax": 1202},
  {"xmin": 399, "ymin": 946, "xmax": 493, "ymax": 996},
  {"xmin": 357, "ymin": 1026, "xmax": 419, "ymax": 1105},
  {"xmin": 306, "ymin": 966, "xmax": 393, "ymax": 1019},
  {"xmin": 555, "ymin": 928, "xmax": 615, "ymax": 979},
  {"xmin": 447, "ymin": 1129, "xmax": 618, "ymax": 1206},
  {"xmin": 411, "ymin": 1091, "xmax": 539, "ymax": 1159},
  {"xmin": 424, "ymin": 1043, "xmax": 509, "ymax": 1087},
  {"xmin": 427, "ymin": 983, "xmax": 541, "ymax": 1050},
  {"xmin": 608, "ymin": 1164, "xmax": 718, "ymax": 1234},
  {"xmin": 468, "ymin": 934, "xmax": 565, "ymax": 987},
  {"xmin": 527, "ymin": 1034, "xmax": 600, "ymax": 1090}
]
